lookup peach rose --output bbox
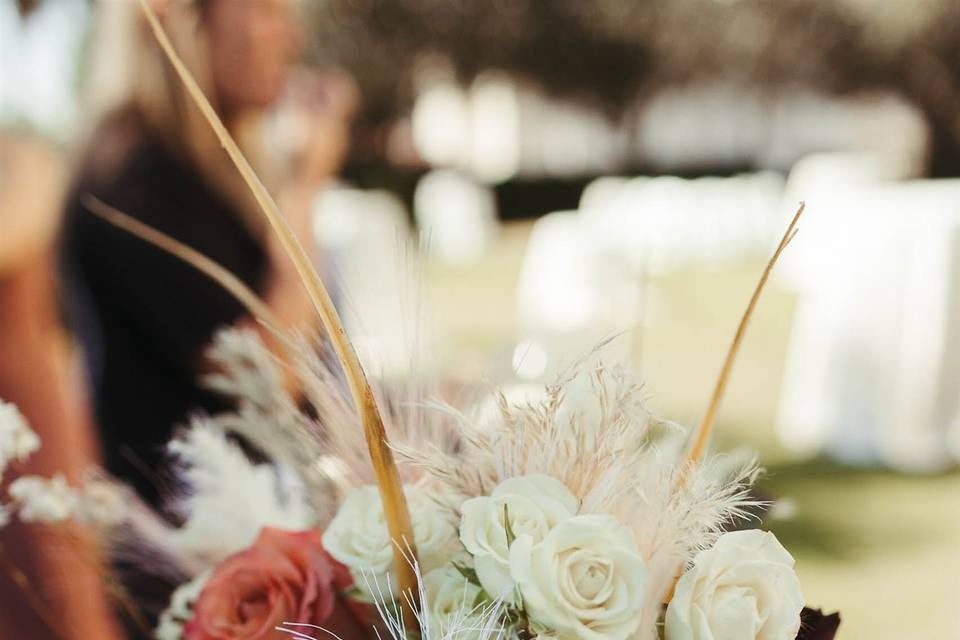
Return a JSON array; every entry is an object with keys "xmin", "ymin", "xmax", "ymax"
[{"xmin": 185, "ymin": 527, "xmax": 358, "ymax": 640}]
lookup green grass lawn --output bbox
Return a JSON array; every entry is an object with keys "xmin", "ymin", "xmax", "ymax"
[
  {"xmin": 428, "ymin": 220, "xmax": 960, "ymax": 638},
  {"xmin": 761, "ymin": 461, "xmax": 960, "ymax": 638}
]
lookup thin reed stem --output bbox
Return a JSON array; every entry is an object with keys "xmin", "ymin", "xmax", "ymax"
[
  {"xmin": 664, "ymin": 203, "xmax": 805, "ymax": 605},
  {"xmin": 684, "ymin": 202, "xmax": 805, "ymax": 468},
  {"xmin": 0, "ymin": 542, "xmax": 70, "ymax": 640},
  {"xmin": 84, "ymin": 196, "xmax": 281, "ymax": 330}
]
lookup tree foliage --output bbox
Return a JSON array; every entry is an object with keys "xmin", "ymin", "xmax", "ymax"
[{"xmin": 305, "ymin": 0, "xmax": 960, "ymax": 174}]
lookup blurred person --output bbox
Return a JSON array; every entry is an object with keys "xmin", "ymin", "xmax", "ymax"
[
  {"xmin": 0, "ymin": 133, "xmax": 123, "ymax": 638},
  {"xmin": 61, "ymin": 0, "xmax": 358, "ymax": 507}
]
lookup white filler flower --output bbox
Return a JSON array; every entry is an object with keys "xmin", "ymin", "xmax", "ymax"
[
  {"xmin": 76, "ymin": 479, "xmax": 128, "ymax": 528},
  {"xmin": 0, "ymin": 401, "xmax": 40, "ymax": 477},
  {"xmin": 510, "ymin": 515, "xmax": 648, "ymax": 640},
  {"xmin": 9, "ymin": 474, "xmax": 78, "ymax": 523},
  {"xmin": 666, "ymin": 530, "xmax": 804, "ymax": 640},
  {"xmin": 323, "ymin": 484, "xmax": 458, "ymax": 596},
  {"xmin": 459, "ymin": 475, "xmax": 577, "ymax": 601}
]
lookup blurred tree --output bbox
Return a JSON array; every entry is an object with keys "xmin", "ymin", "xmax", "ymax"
[{"xmin": 305, "ymin": 0, "xmax": 960, "ymax": 175}]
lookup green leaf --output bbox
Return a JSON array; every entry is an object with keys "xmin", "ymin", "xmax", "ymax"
[
  {"xmin": 472, "ymin": 589, "xmax": 490, "ymax": 609},
  {"xmin": 452, "ymin": 561, "xmax": 481, "ymax": 586},
  {"xmin": 340, "ymin": 586, "xmax": 377, "ymax": 604},
  {"xmin": 503, "ymin": 503, "xmax": 517, "ymax": 547}
]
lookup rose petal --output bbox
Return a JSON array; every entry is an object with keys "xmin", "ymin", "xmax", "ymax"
[{"xmin": 185, "ymin": 527, "xmax": 351, "ymax": 640}]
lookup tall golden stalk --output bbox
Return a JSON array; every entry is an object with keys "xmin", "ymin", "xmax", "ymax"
[
  {"xmin": 683, "ymin": 202, "xmax": 804, "ymax": 468},
  {"xmin": 660, "ymin": 203, "xmax": 804, "ymax": 605},
  {"xmin": 135, "ymin": 0, "xmax": 420, "ymax": 617}
]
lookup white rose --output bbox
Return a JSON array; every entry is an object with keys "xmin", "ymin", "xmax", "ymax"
[
  {"xmin": 666, "ymin": 530, "xmax": 803, "ymax": 640},
  {"xmin": 423, "ymin": 564, "xmax": 486, "ymax": 640},
  {"xmin": 459, "ymin": 475, "xmax": 577, "ymax": 601},
  {"xmin": 0, "ymin": 402, "xmax": 40, "ymax": 477},
  {"xmin": 323, "ymin": 484, "xmax": 457, "ymax": 596},
  {"xmin": 510, "ymin": 515, "xmax": 648, "ymax": 640}
]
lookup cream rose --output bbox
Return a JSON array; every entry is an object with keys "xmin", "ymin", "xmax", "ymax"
[
  {"xmin": 509, "ymin": 515, "xmax": 647, "ymax": 640},
  {"xmin": 423, "ymin": 565, "xmax": 486, "ymax": 639},
  {"xmin": 459, "ymin": 475, "xmax": 578, "ymax": 601},
  {"xmin": 322, "ymin": 484, "xmax": 457, "ymax": 596},
  {"xmin": 665, "ymin": 530, "xmax": 804, "ymax": 640}
]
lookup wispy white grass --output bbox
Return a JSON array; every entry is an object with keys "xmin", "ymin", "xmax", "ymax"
[
  {"xmin": 395, "ymin": 354, "xmax": 763, "ymax": 639},
  {"xmin": 277, "ymin": 544, "xmax": 509, "ymax": 640}
]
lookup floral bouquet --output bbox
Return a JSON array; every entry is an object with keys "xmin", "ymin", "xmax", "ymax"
[{"xmin": 0, "ymin": 2, "xmax": 840, "ymax": 639}]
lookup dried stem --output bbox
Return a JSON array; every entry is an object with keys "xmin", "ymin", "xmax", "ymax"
[
  {"xmin": 685, "ymin": 202, "xmax": 805, "ymax": 467},
  {"xmin": 662, "ymin": 203, "xmax": 804, "ymax": 606},
  {"xmin": 136, "ymin": 0, "xmax": 419, "ymax": 617},
  {"xmin": 84, "ymin": 196, "xmax": 281, "ymax": 330},
  {"xmin": 85, "ymin": 196, "xmax": 307, "ymax": 393},
  {"xmin": 0, "ymin": 542, "xmax": 71, "ymax": 640}
]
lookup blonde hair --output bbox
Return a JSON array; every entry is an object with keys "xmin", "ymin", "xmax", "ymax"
[{"xmin": 79, "ymin": 0, "xmax": 274, "ymax": 237}]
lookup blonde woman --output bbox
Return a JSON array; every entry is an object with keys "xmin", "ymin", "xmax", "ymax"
[{"xmin": 62, "ymin": 0, "xmax": 357, "ymax": 507}]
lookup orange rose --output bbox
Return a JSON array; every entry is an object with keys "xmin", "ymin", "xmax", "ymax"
[{"xmin": 185, "ymin": 527, "xmax": 359, "ymax": 640}]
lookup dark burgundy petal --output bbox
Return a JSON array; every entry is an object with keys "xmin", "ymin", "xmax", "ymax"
[{"xmin": 796, "ymin": 607, "xmax": 841, "ymax": 640}]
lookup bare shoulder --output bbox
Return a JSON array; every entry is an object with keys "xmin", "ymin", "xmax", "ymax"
[{"xmin": 0, "ymin": 133, "xmax": 67, "ymax": 274}]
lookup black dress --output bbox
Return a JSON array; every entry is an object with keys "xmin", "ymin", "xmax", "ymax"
[{"xmin": 61, "ymin": 119, "xmax": 268, "ymax": 507}]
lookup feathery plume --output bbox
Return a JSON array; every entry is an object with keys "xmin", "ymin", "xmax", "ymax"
[{"xmin": 166, "ymin": 420, "xmax": 314, "ymax": 565}]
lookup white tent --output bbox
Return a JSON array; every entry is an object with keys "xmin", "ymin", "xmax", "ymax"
[
  {"xmin": 579, "ymin": 172, "xmax": 784, "ymax": 274},
  {"xmin": 777, "ymin": 181, "xmax": 960, "ymax": 470},
  {"xmin": 514, "ymin": 211, "xmax": 640, "ymax": 379},
  {"xmin": 414, "ymin": 169, "xmax": 499, "ymax": 266}
]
